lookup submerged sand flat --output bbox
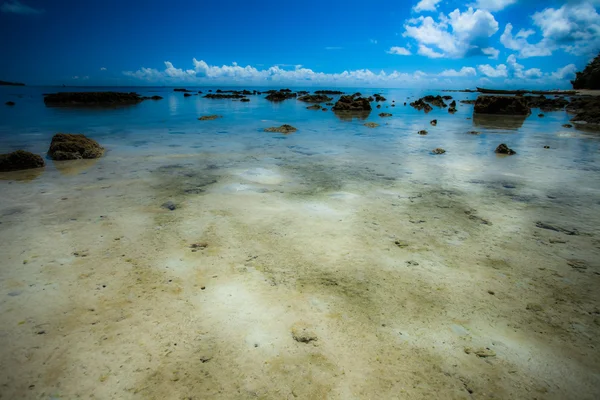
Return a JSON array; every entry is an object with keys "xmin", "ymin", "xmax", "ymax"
[{"xmin": 1, "ymin": 145, "xmax": 600, "ymax": 399}]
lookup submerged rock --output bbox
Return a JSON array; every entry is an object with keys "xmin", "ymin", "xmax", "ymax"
[
  {"xmin": 364, "ymin": 122, "xmax": 380, "ymax": 128},
  {"xmin": 538, "ymin": 113, "xmax": 544, "ymax": 117},
  {"xmin": 432, "ymin": 148, "xmax": 446, "ymax": 154},
  {"xmin": 264, "ymin": 124, "xmax": 297, "ymax": 134},
  {"xmin": 332, "ymin": 95, "xmax": 372, "ymax": 112},
  {"xmin": 306, "ymin": 104, "xmax": 321, "ymax": 110},
  {"xmin": 43, "ymin": 92, "xmax": 145, "ymax": 107},
  {"xmin": 240, "ymin": 98, "xmax": 250, "ymax": 102},
  {"xmin": 495, "ymin": 143, "xmax": 516, "ymax": 155},
  {"xmin": 198, "ymin": 115, "xmax": 222, "ymax": 121},
  {"xmin": 298, "ymin": 94, "xmax": 332, "ymax": 103},
  {"xmin": 0, "ymin": 150, "xmax": 45, "ymax": 172},
  {"xmin": 48, "ymin": 133, "xmax": 104, "ymax": 160},
  {"xmin": 474, "ymin": 96, "xmax": 531, "ymax": 115},
  {"xmin": 325, "ymin": 102, "xmax": 334, "ymax": 106},
  {"xmin": 442, "ymin": 95, "xmax": 453, "ymax": 100},
  {"xmin": 5, "ymin": 101, "xmax": 15, "ymax": 106},
  {"xmin": 379, "ymin": 112, "xmax": 392, "ymax": 117}
]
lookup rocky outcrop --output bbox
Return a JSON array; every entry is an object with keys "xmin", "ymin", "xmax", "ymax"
[
  {"xmin": 442, "ymin": 95, "xmax": 453, "ymax": 100},
  {"xmin": 474, "ymin": 96, "xmax": 531, "ymax": 115},
  {"xmin": 571, "ymin": 53, "xmax": 600, "ymax": 90},
  {"xmin": 306, "ymin": 104, "xmax": 321, "ymax": 110},
  {"xmin": 43, "ymin": 92, "xmax": 145, "ymax": 107},
  {"xmin": 198, "ymin": 115, "xmax": 222, "ymax": 121},
  {"xmin": 522, "ymin": 95, "xmax": 569, "ymax": 111},
  {"xmin": 423, "ymin": 95, "xmax": 447, "ymax": 107},
  {"xmin": 149, "ymin": 95, "xmax": 163, "ymax": 100},
  {"xmin": 0, "ymin": 150, "xmax": 45, "ymax": 171},
  {"xmin": 315, "ymin": 90, "xmax": 344, "ymax": 94},
  {"xmin": 298, "ymin": 94, "xmax": 333, "ymax": 103},
  {"xmin": 448, "ymin": 100, "xmax": 457, "ymax": 113},
  {"xmin": 410, "ymin": 99, "xmax": 433, "ymax": 113},
  {"xmin": 332, "ymin": 95, "xmax": 372, "ymax": 112},
  {"xmin": 379, "ymin": 113, "xmax": 392, "ymax": 117},
  {"xmin": 48, "ymin": 133, "xmax": 104, "ymax": 160},
  {"xmin": 184, "ymin": 93, "xmax": 192, "ymax": 97},
  {"xmin": 460, "ymin": 100, "xmax": 476, "ymax": 104},
  {"xmin": 204, "ymin": 93, "xmax": 246, "ymax": 99},
  {"xmin": 567, "ymin": 96, "xmax": 600, "ymax": 126},
  {"xmin": 374, "ymin": 94, "xmax": 386, "ymax": 102},
  {"xmin": 264, "ymin": 125, "xmax": 297, "ymax": 134},
  {"xmin": 265, "ymin": 90, "xmax": 297, "ymax": 101},
  {"xmin": 495, "ymin": 143, "xmax": 516, "ymax": 155}
]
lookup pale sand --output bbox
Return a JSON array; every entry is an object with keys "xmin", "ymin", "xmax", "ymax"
[{"xmin": 1, "ymin": 151, "xmax": 599, "ymax": 399}]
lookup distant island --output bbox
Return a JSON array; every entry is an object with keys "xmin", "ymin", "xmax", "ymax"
[{"xmin": 0, "ymin": 80, "xmax": 25, "ymax": 86}]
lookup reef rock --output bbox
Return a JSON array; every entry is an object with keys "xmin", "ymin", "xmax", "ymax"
[
  {"xmin": 0, "ymin": 150, "xmax": 45, "ymax": 172},
  {"xmin": 204, "ymin": 93, "xmax": 246, "ymax": 99},
  {"xmin": 474, "ymin": 96, "xmax": 531, "ymax": 115},
  {"xmin": 332, "ymin": 95, "xmax": 372, "ymax": 112},
  {"xmin": 306, "ymin": 104, "xmax": 321, "ymax": 110},
  {"xmin": 48, "ymin": 133, "xmax": 104, "ymax": 160},
  {"xmin": 298, "ymin": 94, "xmax": 333, "ymax": 103},
  {"xmin": 495, "ymin": 143, "xmax": 516, "ymax": 155},
  {"xmin": 265, "ymin": 90, "xmax": 297, "ymax": 101},
  {"xmin": 410, "ymin": 99, "xmax": 433, "ymax": 113},
  {"xmin": 364, "ymin": 122, "xmax": 380, "ymax": 128},
  {"xmin": 264, "ymin": 125, "xmax": 297, "ymax": 134}
]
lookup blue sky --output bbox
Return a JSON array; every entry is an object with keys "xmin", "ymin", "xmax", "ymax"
[{"xmin": 1, "ymin": 0, "xmax": 599, "ymax": 88}]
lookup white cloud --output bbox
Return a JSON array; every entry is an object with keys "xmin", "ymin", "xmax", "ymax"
[
  {"xmin": 482, "ymin": 47, "xmax": 499, "ymax": 59},
  {"xmin": 370, "ymin": 39, "xmax": 378, "ymax": 44},
  {"xmin": 439, "ymin": 67, "xmax": 477, "ymax": 77},
  {"xmin": 417, "ymin": 45, "xmax": 444, "ymax": 58},
  {"xmin": 477, "ymin": 64, "xmax": 508, "ymax": 77},
  {"xmin": 523, "ymin": 68, "xmax": 542, "ymax": 78},
  {"xmin": 551, "ymin": 64, "xmax": 577, "ymax": 80},
  {"xmin": 470, "ymin": 0, "xmax": 517, "ymax": 12},
  {"xmin": 123, "ymin": 59, "xmax": 430, "ymax": 87},
  {"xmin": 0, "ymin": 0, "xmax": 43, "ymax": 14},
  {"xmin": 500, "ymin": 23, "xmax": 553, "ymax": 57},
  {"xmin": 403, "ymin": 7, "xmax": 499, "ymax": 58},
  {"xmin": 387, "ymin": 46, "xmax": 411, "ymax": 55},
  {"xmin": 100, "ymin": 67, "xmax": 107, "ymax": 71},
  {"xmin": 506, "ymin": 54, "xmax": 545, "ymax": 79},
  {"xmin": 413, "ymin": 0, "xmax": 442, "ymax": 12},
  {"xmin": 501, "ymin": 2, "xmax": 600, "ymax": 58}
]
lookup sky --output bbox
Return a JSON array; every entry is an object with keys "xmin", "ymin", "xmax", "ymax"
[{"xmin": 0, "ymin": 0, "xmax": 599, "ymax": 88}]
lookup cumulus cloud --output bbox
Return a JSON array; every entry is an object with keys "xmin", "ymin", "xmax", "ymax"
[
  {"xmin": 469, "ymin": 0, "xmax": 517, "ymax": 12},
  {"xmin": 387, "ymin": 46, "xmax": 411, "ymax": 55},
  {"xmin": 551, "ymin": 64, "xmax": 577, "ymax": 80},
  {"xmin": 478, "ymin": 64, "xmax": 508, "ymax": 77},
  {"xmin": 482, "ymin": 47, "xmax": 500, "ymax": 59},
  {"xmin": 413, "ymin": 0, "xmax": 442, "ymax": 12},
  {"xmin": 403, "ymin": 7, "xmax": 499, "ymax": 58},
  {"xmin": 0, "ymin": 0, "xmax": 43, "ymax": 14},
  {"xmin": 438, "ymin": 67, "xmax": 477, "ymax": 77},
  {"xmin": 501, "ymin": 1, "xmax": 600, "ymax": 57},
  {"xmin": 100, "ymin": 67, "xmax": 107, "ymax": 71},
  {"xmin": 505, "ymin": 54, "xmax": 544, "ymax": 79},
  {"xmin": 123, "ymin": 59, "xmax": 431, "ymax": 87}
]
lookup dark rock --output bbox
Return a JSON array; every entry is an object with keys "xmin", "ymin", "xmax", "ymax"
[
  {"xmin": 265, "ymin": 90, "xmax": 297, "ymax": 102},
  {"xmin": 204, "ymin": 93, "xmax": 246, "ymax": 99},
  {"xmin": 538, "ymin": 113, "xmax": 544, "ymax": 117},
  {"xmin": 432, "ymin": 148, "xmax": 446, "ymax": 154},
  {"xmin": 544, "ymin": 145, "xmax": 550, "ymax": 149},
  {"xmin": 410, "ymin": 99, "xmax": 433, "ymax": 113},
  {"xmin": 174, "ymin": 88, "xmax": 191, "ymax": 92},
  {"xmin": 367, "ymin": 96, "xmax": 374, "ymax": 102},
  {"xmin": 364, "ymin": 122, "xmax": 379, "ymax": 128},
  {"xmin": 448, "ymin": 106, "xmax": 457, "ymax": 113},
  {"xmin": 325, "ymin": 102, "xmax": 334, "ymax": 106},
  {"xmin": 562, "ymin": 124, "xmax": 573, "ymax": 128},
  {"xmin": 0, "ymin": 150, "xmax": 45, "ymax": 172},
  {"xmin": 43, "ymin": 92, "xmax": 145, "ymax": 107},
  {"xmin": 332, "ymin": 95, "xmax": 372, "ymax": 112},
  {"xmin": 161, "ymin": 201, "xmax": 177, "ymax": 211},
  {"xmin": 418, "ymin": 130, "xmax": 428, "ymax": 135},
  {"xmin": 467, "ymin": 131, "xmax": 480, "ymax": 135},
  {"xmin": 423, "ymin": 95, "xmax": 447, "ymax": 107},
  {"xmin": 430, "ymin": 120, "xmax": 437, "ymax": 126},
  {"xmin": 264, "ymin": 125, "xmax": 297, "ymax": 134},
  {"xmin": 391, "ymin": 104, "xmax": 395, "ymax": 107},
  {"xmin": 314, "ymin": 90, "xmax": 344, "ymax": 94},
  {"xmin": 351, "ymin": 92, "xmax": 362, "ymax": 97},
  {"xmin": 474, "ymin": 96, "xmax": 531, "ymax": 115},
  {"xmin": 379, "ymin": 113, "xmax": 392, "ymax": 117},
  {"xmin": 5, "ymin": 101, "xmax": 15, "ymax": 106},
  {"xmin": 240, "ymin": 98, "xmax": 250, "ymax": 102},
  {"xmin": 183, "ymin": 93, "xmax": 192, "ymax": 97},
  {"xmin": 150, "ymin": 95, "xmax": 163, "ymax": 100},
  {"xmin": 48, "ymin": 133, "xmax": 104, "ymax": 160},
  {"xmin": 298, "ymin": 94, "xmax": 332, "ymax": 103},
  {"xmin": 571, "ymin": 52, "xmax": 600, "ymax": 90},
  {"xmin": 523, "ymin": 95, "xmax": 569, "ymax": 111},
  {"xmin": 442, "ymin": 95, "xmax": 453, "ymax": 100},
  {"xmin": 460, "ymin": 99, "xmax": 476, "ymax": 104},
  {"xmin": 198, "ymin": 91, "xmax": 203, "ymax": 94},
  {"xmin": 495, "ymin": 143, "xmax": 516, "ymax": 155},
  {"xmin": 306, "ymin": 104, "xmax": 321, "ymax": 110},
  {"xmin": 403, "ymin": 102, "xmax": 407, "ymax": 106},
  {"xmin": 0, "ymin": 80, "xmax": 25, "ymax": 86},
  {"xmin": 566, "ymin": 96, "xmax": 600, "ymax": 125},
  {"xmin": 374, "ymin": 94, "xmax": 386, "ymax": 102},
  {"xmin": 322, "ymin": 108, "xmax": 328, "ymax": 111},
  {"xmin": 297, "ymin": 90, "xmax": 309, "ymax": 95},
  {"xmin": 376, "ymin": 104, "xmax": 381, "ymax": 109},
  {"xmin": 198, "ymin": 115, "xmax": 222, "ymax": 121},
  {"xmin": 449, "ymin": 100, "xmax": 456, "ymax": 108}
]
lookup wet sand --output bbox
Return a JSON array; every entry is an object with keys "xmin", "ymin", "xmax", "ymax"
[{"xmin": 1, "ymin": 146, "xmax": 599, "ymax": 399}]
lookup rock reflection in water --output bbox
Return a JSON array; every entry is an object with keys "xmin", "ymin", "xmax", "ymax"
[{"xmin": 473, "ymin": 113, "xmax": 527, "ymax": 130}]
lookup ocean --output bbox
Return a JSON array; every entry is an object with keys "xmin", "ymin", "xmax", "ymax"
[{"xmin": 1, "ymin": 86, "xmax": 600, "ymax": 399}]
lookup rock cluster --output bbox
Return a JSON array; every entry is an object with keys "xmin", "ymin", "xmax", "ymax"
[{"xmin": 474, "ymin": 96, "xmax": 531, "ymax": 115}]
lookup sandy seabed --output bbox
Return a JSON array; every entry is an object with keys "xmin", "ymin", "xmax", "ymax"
[{"xmin": 1, "ymin": 149, "xmax": 599, "ymax": 400}]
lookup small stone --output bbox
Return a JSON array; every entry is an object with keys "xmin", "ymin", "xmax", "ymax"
[
  {"xmin": 495, "ymin": 143, "xmax": 516, "ymax": 155},
  {"xmin": 394, "ymin": 240, "xmax": 408, "ymax": 248},
  {"xmin": 526, "ymin": 303, "xmax": 543, "ymax": 312},
  {"xmin": 379, "ymin": 113, "xmax": 392, "ymax": 117},
  {"xmin": 201, "ymin": 286, "xmax": 206, "ymax": 290},
  {"xmin": 291, "ymin": 325, "xmax": 318, "ymax": 344},
  {"xmin": 418, "ymin": 130, "xmax": 428, "ymax": 135},
  {"xmin": 467, "ymin": 130, "xmax": 480, "ymax": 135},
  {"xmin": 5, "ymin": 101, "xmax": 15, "ymax": 106},
  {"xmin": 198, "ymin": 115, "xmax": 222, "ymax": 121},
  {"xmin": 432, "ymin": 148, "xmax": 446, "ymax": 155},
  {"xmin": 487, "ymin": 290, "xmax": 495, "ymax": 295},
  {"xmin": 161, "ymin": 201, "xmax": 177, "ymax": 211},
  {"xmin": 538, "ymin": 113, "xmax": 544, "ymax": 117},
  {"xmin": 544, "ymin": 145, "xmax": 550, "ymax": 149},
  {"xmin": 430, "ymin": 119, "xmax": 437, "ymax": 126},
  {"xmin": 364, "ymin": 122, "xmax": 379, "ymax": 128},
  {"xmin": 464, "ymin": 347, "xmax": 496, "ymax": 358}
]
